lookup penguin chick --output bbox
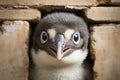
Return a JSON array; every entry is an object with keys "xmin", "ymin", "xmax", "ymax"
[{"xmin": 29, "ymin": 12, "xmax": 91, "ymax": 80}]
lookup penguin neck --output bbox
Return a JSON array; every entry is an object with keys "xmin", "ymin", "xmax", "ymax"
[
  {"xmin": 35, "ymin": 62, "xmax": 83, "ymax": 70},
  {"xmin": 33, "ymin": 63, "xmax": 85, "ymax": 80}
]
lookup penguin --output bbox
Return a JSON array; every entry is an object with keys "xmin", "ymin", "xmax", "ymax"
[{"xmin": 29, "ymin": 12, "xmax": 92, "ymax": 80}]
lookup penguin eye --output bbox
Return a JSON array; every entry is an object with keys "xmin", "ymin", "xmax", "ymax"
[
  {"xmin": 40, "ymin": 31, "xmax": 48, "ymax": 44},
  {"xmin": 72, "ymin": 32, "xmax": 80, "ymax": 44}
]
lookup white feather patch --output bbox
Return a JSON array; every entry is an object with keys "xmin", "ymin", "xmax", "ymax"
[
  {"xmin": 63, "ymin": 49, "xmax": 88, "ymax": 64},
  {"xmin": 64, "ymin": 29, "xmax": 74, "ymax": 40},
  {"xmin": 31, "ymin": 49, "xmax": 88, "ymax": 80},
  {"xmin": 31, "ymin": 49, "xmax": 88, "ymax": 67},
  {"xmin": 47, "ymin": 29, "xmax": 56, "ymax": 42}
]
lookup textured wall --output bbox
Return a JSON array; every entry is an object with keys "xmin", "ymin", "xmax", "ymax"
[
  {"xmin": 91, "ymin": 24, "xmax": 120, "ymax": 80},
  {"xmin": 0, "ymin": 21, "xmax": 29, "ymax": 80},
  {"xmin": 0, "ymin": 0, "xmax": 120, "ymax": 80}
]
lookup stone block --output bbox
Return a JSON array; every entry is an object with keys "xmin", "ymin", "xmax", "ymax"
[
  {"xmin": 91, "ymin": 24, "xmax": 120, "ymax": 80},
  {"xmin": 0, "ymin": 9, "xmax": 40, "ymax": 21},
  {"xmin": 85, "ymin": 7, "xmax": 120, "ymax": 22},
  {"xmin": 0, "ymin": 21, "xmax": 29, "ymax": 80},
  {"xmin": 0, "ymin": 0, "xmax": 107, "ymax": 7}
]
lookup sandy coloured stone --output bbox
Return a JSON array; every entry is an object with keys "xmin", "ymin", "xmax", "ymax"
[
  {"xmin": 0, "ymin": 21, "xmax": 29, "ymax": 80},
  {"xmin": 85, "ymin": 7, "xmax": 120, "ymax": 22},
  {"xmin": 91, "ymin": 24, "xmax": 120, "ymax": 80},
  {"xmin": 0, "ymin": 0, "xmax": 104, "ymax": 7},
  {"xmin": 0, "ymin": 9, "xmax": 40, "ymax": 21}
]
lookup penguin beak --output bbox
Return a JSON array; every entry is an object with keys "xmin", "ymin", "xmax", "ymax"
[
  {"xmin": 49, "ymin": 34, "xmax": 70, "ymax": 60},
  {"xmin": 56, "ymin": 34, "xmax": 64, "ymax": 60}
]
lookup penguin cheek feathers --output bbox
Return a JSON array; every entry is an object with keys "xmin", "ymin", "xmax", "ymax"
[
  {"xmin": 32, "ymin": 48, "xmax": 88, "ymax": 67},
  {"xmin": 31, "ymin": 49, "xmax": 57, "ymax": 67},
  {"xmin": 62, "ymin": 49, "xmax": 88, "ymax": 64}
]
